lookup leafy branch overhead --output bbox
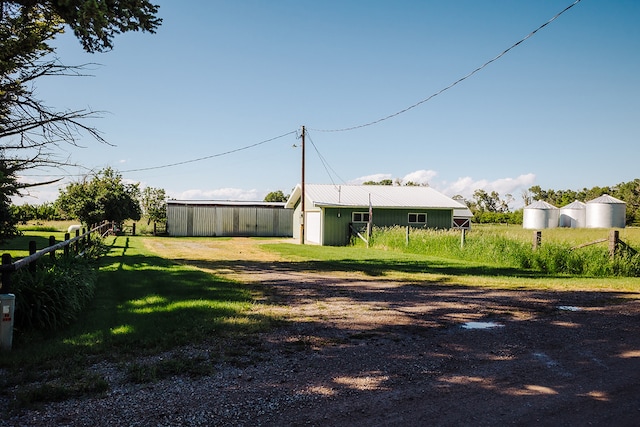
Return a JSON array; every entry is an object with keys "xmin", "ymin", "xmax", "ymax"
[
  {"xmin": 0, "ymin": 0, "xmax": 162, "ymax": 238},
  {"xmin": 6, "ymin": 0, "xmax": 162, "ymax": 53}
]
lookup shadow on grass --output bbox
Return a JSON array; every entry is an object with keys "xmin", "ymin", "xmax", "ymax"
[
  {"xmin": 78, "ymin": 237, "xmax": 277, "ymax": 355},
  {"xmin": 177, "ymin": 256, "xmax": 558, "ymax": 282},
  {"xmin": 7, "ymin": 236, "xmax": 278, "ymax": 364}
]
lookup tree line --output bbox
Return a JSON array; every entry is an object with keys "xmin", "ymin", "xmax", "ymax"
[
  {"xmin": 357, "ymin": 178, "xmax": 640, "ymax": 226},
  {"xmin": 5, "ymin": 167, "xmax": 166, "ymax": 240},
  {"xmin": 466, "ymin": 179, "xmax": 640, "ymax": 226}
]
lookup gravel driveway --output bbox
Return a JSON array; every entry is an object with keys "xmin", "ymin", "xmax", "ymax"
[{"xmin": 5, "ymin": 238, "xmax": 640, "ymax": 426}]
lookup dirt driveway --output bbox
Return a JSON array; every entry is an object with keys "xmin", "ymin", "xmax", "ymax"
[
  {"xmin": 139, "ymin": 237, "xmax": 640, "ymax": 426},
  {"xmin": 8, "ymin": 237, "xmax": 639, "ymax": 426}
]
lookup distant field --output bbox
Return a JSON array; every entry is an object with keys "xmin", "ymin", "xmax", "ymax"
[{"xmin": 472, "ymin": 224, "xmax": 640, "ymax": 247}]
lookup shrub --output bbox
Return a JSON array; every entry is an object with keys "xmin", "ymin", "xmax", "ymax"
[{"xmin": 11, "ymin": 240, "xmax": 106, "ymax": 332}]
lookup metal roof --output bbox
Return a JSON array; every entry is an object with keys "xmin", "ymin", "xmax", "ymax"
[
  {"xmin": 587, "ymin": 194, "xmax": 626, "ymax": 205},
  {"xmin": 561, "ymin": 200, "xmax": 586, "ymax": 210},
  {"xmin": 525, "ymin": 200, "xmax": 558, "ymax": 210},
  {"xmin": 285, "ymin": 184, "xmax": 462, "ymax": 209},
  {"xmin": 167, "ymin": 199, "xmax": 287, "ymax": 208}
]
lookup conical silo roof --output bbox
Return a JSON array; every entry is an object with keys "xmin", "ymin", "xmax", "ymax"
[
  {"xmin": 587, "ymin": 194, "xmax": 625, "ymax": 205},
  {"xmin": 525, "ymin": 200, "xmax": 558, "ymax": 210},
  {"xmin": 562, "ymin": 200, "xmax": 586, "ymax": 209}
]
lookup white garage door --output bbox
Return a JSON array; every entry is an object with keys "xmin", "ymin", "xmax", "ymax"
[{"xmin": 305, "ymin": 211, "xmax": 321, "ymax": 244}]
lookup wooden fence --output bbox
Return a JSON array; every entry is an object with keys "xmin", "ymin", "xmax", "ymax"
[
  {"xmin": 533, "ymin": 229, "xmax": 636, "ymax": 259},
  {"xmin": 0, "ymin": 221, "xmax": 114, "ymax": 294}
]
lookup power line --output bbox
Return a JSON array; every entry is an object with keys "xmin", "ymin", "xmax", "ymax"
[
  {"xmin": 305, "ymin": 130, "xmax": 346, "ymax": 186},
  {"xmin": 121, "ymin": 130, "xmax": 298, "ymax": 173},
  {"xmin": 309, "ymin": 0, "xmax": 582, "ymax": 133},
  {"xmin": 19, "ymin": 130, "xmax": 299, "ymax": 178}
]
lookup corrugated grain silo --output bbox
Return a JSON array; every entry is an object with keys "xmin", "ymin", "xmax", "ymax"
[
  {"xmin": 559, "ymin": 200, "xmax": 586, "ymax": 228},
  {"xmin": 523, "ymin": 200, "xmax": 559, "ymax": 229},
  {"xmin": 585, "ymin": 194, "xmax": 626, "ymax": 228}
]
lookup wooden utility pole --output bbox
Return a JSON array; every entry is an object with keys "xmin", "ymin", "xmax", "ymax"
[{"xmin": 300, "ymin": 125, "xmax": 306, "ymax": 245}]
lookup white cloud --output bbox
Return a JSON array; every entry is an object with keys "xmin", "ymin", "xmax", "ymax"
[
  {"xmin": 434, "ymin": 173, "xmax": 536, "ymax": 208},
  {"xmin": 349, "ymin": 173, "xmax": 393, "ymax": 185},
  {"xmin": 402, "ymin": 169, "xmax": 437, "ymax": 185}
]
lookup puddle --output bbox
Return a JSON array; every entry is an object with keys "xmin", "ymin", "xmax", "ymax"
[
  {"xmin": 557, "ymin": 306, "xmax": 581, "ymax": 311},
  {"xmin": 461, "ymin": 322, "xmax": 504, "ymax": 330}
]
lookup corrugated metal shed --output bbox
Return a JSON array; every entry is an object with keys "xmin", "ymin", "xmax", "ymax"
[{"xmin": 166, "ymin": 200, "xmax": 293, "ymax": 237}]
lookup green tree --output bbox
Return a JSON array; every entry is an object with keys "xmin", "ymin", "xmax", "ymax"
[
  {"xmin": 472, "ymin": 189, "xmax": 511, "ymax": 213},
  {"xmin": 141, "ymin": 186, "xmax": 166, "ymax": 224},
  {"xmin": 612, "ymin": 179, "xmax": 640, "ymax": 226},
  {"xmin": 363, "ymin": 179, "xmax": 393, "ymax": 186},
  {"xmin": 1, "ymin": 1, "xmax": 161, "ymax": 237},
  {"xmin": 4, "ymin": 1, "xmax": 162, "ymax": 53},
  {"xmin": 264, "ymin": 190, "xmax": 288, "ymax": 202},
  {"xmin": 56, "ymin": 168, "xmax": 141, "ymax": 226}
]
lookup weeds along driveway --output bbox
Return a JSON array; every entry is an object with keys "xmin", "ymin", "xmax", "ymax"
[{"xmin": 135, "ymin": 237, "xmax": 640, "ymax": 426}]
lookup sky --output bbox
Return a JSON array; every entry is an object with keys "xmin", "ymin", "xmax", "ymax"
[{"xmin": 13, "ymin": 0, "xmax": 640, "ymax": 209}]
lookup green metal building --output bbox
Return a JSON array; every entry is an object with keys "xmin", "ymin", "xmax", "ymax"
[{"xmin": 285, "ymin": 184, "xmax": 466, "ymax": 246}]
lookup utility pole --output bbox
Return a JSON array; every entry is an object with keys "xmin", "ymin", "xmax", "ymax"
[{"xmin": 300, "ymin": 125, "xmax": 305, "ymax": 245}]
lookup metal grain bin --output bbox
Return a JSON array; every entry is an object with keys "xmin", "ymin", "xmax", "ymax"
[
  {"xmin": 585, "ymin": 194, "xmax": 626, "ymax": 228},
  {"xmin": 559, "ymin": 200, "xmax": 586, "ymax": 228},
  {"xmin": 523, "ymin": 200, "xmax": 559, "ymax": 229}
]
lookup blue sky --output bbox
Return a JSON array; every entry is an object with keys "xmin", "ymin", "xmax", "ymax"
[{"xmin": 14, "ymin": 0, "xmax": 640, "ymax": 209}]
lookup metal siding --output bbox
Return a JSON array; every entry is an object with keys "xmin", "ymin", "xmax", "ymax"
[
  {"xmin": 186, "ymin": 206, "xmax": 194, "ymax": 236},
  {"xmin": 368, "ymin": 208, "xmax": 453, "ymax": 229},
  {"xmin": 323, "ymin": 208, "xmax": 352, "ymax": 246},
  {"xmin": 292, "ymin": 203, "xmax": 301, "ymax": 240},
  {"xmin": 192, "ymin": 206, "xmax": 216, "ymax": 236},
  {"xmin": 256, "ymin": 207, "xmax": 273, "ymax": 236},
  {"xmin": 237, "ymin": 207, "xmax": 256, "ymax": 236},
  {"xmin": 277, "ymin": 209, "xmax": 294, "ymax": 237},
  {"xmin": 425, "ymin": 209, "xmax": 454, "ymax": 229},
  {"xmin": 321, "ymin": 208, "xmax": 453, "ymax": 246},
  {"xmin": 167, "ymin": 205, "xmax": 189, "ymax": 236},
  {"xmin": 214, "ymin": 207, "xmax": 233, "ymax": 236},
  {"xmin": 167, "ymin": 204, "xmax": 293, "ymax": 237}
]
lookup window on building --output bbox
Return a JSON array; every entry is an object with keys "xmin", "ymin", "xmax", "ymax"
[
  {"xmin": 352, "ymin": 212, "xmax": 370, "ymax": 222},
  {"xmin": 408, "ymin": 213, "xmax": 427, "ymax": 224}
]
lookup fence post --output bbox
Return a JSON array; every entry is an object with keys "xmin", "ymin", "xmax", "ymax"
[
  {"xmin": 49, "ymin": 236, "xmax": 56, "ymax": 261},
  {"xmin": 1, "ymin": 254, "xmax": 12, "ymax": 293},
  {"xmin": 29, "ymin": 240, "xmax": 37, "ymax": 273},
  {"xmin": 406, "ymin": 226, "xmax": 410, "ymax": 246},
  {"xmin": 532, "ymin": 231, "xmax": 542, "ymax": 250},
  {"xmin": 609, "ymin": 230, "xmax": 619, "ymax": 259},
  {"xmin": 133, "ymin": 223, "xmax": 136, "ymax": 236},
  {"xmin": 64, "ymin": 233, "xmax": 70, "ymax": 257},
  {"xmin": 75, "ymin": 229, "xmax": 80, "ymax": 254},
  {"xmin": 460, "ymin": 229, "xmax": 466, "ymax": 248}
]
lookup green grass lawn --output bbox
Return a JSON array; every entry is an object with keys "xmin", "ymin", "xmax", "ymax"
[
  {"xmin": 0, "ymin": 235, "xmax": 276, "ymax": 408},
  {"xmin": 262, "ymin": 241, "xmax": 640, "ymax": 293}
]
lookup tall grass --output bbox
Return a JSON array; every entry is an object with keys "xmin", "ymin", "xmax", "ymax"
[{"xmin": 367, "ymin": 226, "xmax": 640, "ymax": 277}]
